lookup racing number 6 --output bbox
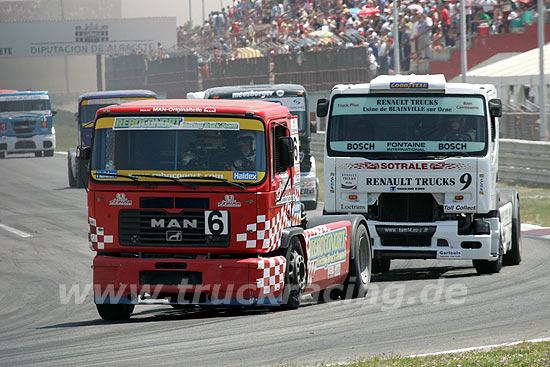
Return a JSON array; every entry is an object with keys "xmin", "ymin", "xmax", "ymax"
[
  {"xmin": 205, "ymin": 210, "xmax": 229, "ymax": 235},
  {"xmin": 459, "ymin": 173, "xmax": 472, "ymax": 191}
]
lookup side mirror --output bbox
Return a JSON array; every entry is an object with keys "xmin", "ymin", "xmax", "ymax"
[
  {"xmin": 76, "ymin": 145, "xmax": 91, "ymax": 161},
  {"xmin": 317, "ymin": 98, "xmax": 329, "ymax": 117},
  {"xmin": 310, "ymin": 120, "xmax": 317, "ymax": 133},
  {"xmin": 52, "ymin": 109, "xmax": 57, "ymax": 116},
  {"xmin": 278, "ymin": 136, "xmax": 294, "ymax": 171},
  {"xmin": 489, "ymin": 98, "xmax": 502, "ymax": 117}
]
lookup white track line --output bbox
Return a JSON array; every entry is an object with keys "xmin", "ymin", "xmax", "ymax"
[
  {"xmin": 409, "ymin": 337, "xmax": 550, "ymax": 358},
  {"xmin": 0, "ymin": 224, "xmax": 32, "ymax": 238}
]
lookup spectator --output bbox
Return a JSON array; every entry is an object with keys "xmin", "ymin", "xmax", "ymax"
[{"xmin": 367, "ymin": 47, "xmax": 379, "ymax": 77}]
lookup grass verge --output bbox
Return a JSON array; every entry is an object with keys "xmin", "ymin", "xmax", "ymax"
[{"xmin": 283, "ymin": 341, "xmax": 550, "ymax": 366}]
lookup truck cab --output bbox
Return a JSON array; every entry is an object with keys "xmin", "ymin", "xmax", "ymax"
[
  {"xmin": 0, "ymin": 91, "xmax": 56, "ymax": 158},
  {"xmin": 68, "ymin": 90, "xmax": 157, "ymax": 187},
  {"xmin": 80, "ymin": 99, "xmax": 371, "ymax": 320},
  {"xmin": 318, "ymin": 74, "xmax": 521, "ymax": 275}
]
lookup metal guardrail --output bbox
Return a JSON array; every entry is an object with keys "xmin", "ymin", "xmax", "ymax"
[{"xmin": 311, "ymin": 133, "xmax": 550, "ymax": 185}]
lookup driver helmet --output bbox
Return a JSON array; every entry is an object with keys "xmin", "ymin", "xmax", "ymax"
[{"xmin": 237, "ymin": 132, "xmax": 255, "ymax": 157}]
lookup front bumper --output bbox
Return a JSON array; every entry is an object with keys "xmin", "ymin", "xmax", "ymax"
[
  {"xmin": 0, "ymin": 129, "xmax": 56, "ymax": 154},
  {"xmin": 93, "ymin": 254, "xmax": 286, "ymax": 306},
  {"xmin": 368, "ymin": 218, "xmax": 500, "ymax": 261}
]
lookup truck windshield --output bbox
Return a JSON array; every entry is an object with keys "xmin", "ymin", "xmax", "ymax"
[
  {"xmin": 327, "ymin": 95, "xmax": 488, "ymax": 158},
  {"xmin": 79, "ymin": 97, "xmax": 155, "ymax": 125},
  {"xmin": 91, "ymin": 116, "xmax": 267, "ymax": 184},
  {"xmin": 0, "ymin": 98, "xmax": 51, "ymax": 113},
  {"xmin": 263, "ymin": 96, "xmax": 307, "ymax": 133}
]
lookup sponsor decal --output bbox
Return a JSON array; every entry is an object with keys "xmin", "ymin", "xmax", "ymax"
[
  {"xmin": 217, "ymin": 194, "xmax": 241, "ymax": 207},
  {"xmin": 438, "ymin": 250, "xmax": 462, "ymax": 258},
  {"xmin": 276, "ymin": 89, "xmax": 284, "ymax": 97},
  {"xmin": 204, "ymin": 107, "xmax": 216, "ymax": 113},
  {"xmin": 479, "ymin": 173, "xmax": 485, "ymax": 195},
  {"xmin": 345, "ymin": 162, "xmax": 469, "ymax": 170},
  {"xmin": 301, "ymin": 187, "xmax": 315, "ymax": 195},
  {"xmin": 365, "ymin": 177, "xmax": 457, "ymax": 186},
  {"xmin": 95, "ymin": 170, "xmax": 117, "ymax": 179},
  {"xmin": 341, "ymin": 173, "xmax": 358, "ymax": 190},
  {"xmin": 340, "ymin": 203, "xmax": 366, "ymax": 210},
  {"xmin": 233, "ymin": 171, "xmax": 258, "ymax": 181},
  {"xmin": 309, "ymin": 227, "xmax": 347, "ymax": 270},
  {"xmin": 389, "ymin": 82, "xmax": 429, "ymax": 89},
  {"xmin": 444, "ymin": 204, "xmax": 476, "ymax": 211},
  {"xmin": 113, "ymin": 117, "xmax": 239, "ymax": 130},
  {"xmin": 109, "ymin": 193, "xmax": 132, "ymax": 206},
  {"xmin": 329, "ymin": 172, "xmax": 335, "ymax": 193},
  {"xmin": 231, "ymin": 90, "xmax": 274, "ymax": 98}
]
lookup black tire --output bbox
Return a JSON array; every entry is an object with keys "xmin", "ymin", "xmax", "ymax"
[
  {"xmin": 0, "ymin": 151, "xmax": 5, "ymax": 159},
  {"xmin": 372, "ymin": 258, "xmax": 391, "ymax": 274},
  {"xmin": 473, "ymin": 235, "xmax": 503, "ymax": 274},
  {"xmin": 342, "ymin": 224, "xmax": 371, "ymax": 298},
  {"xmin": 503, "ymin": 199, "xmax": 521, "ymax": 266},
  {"xmin": 74, "ymin": 159, "xmax": 88, "ymax": 188},
  {"xmin": 35, "ymin": 151, "xmax": 42, "ymax": 157},
  {"xmin": 68, "ymin": 155, "xmax": 77, "ymax": 187},
  {"xmin": 279, "ymin": 237, "xmax": 306, "ymax": 309},
  {"xmin": 44, "ymin": 150, "xmax": 54, "ymax": 157},
  {"xmin": 96, "ymin": 304, "xmax": 135, "ymax": 321},
  {"xmin": 304, "ymin": 200, "xmax": 317, "ymax": 211}
]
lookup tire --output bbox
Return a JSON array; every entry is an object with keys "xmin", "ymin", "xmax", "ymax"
[
  {"xmin": 68, "ymin": 155, "xmax": 76, "ymax": 187},
  {"xmin": 503, "ymin": 198, "xmax": 521, "ymax": 266},
  {"xmin": 43, "ymin": 150, "xmax": 54, "ymax": 157},
  {"xmin": 372, "ymin": 258, "xmax": 391, "ymax": 274},
  {"xmin": 279, "ymin": 237, "xmax": 306, "ymax": 309},
  {"xmin": 96, "ymin": 304, "xmax": 135, "ymax": 321},
  {"xmin": 74, "ymin": 159, "xmax": 88, "ymax": 188},
  {"xmin": 473, "ymin": 235, "xmax": 503, "ymax": 274},
  {"xmin": 35, "ymin": 151, "xmax": 42, "ymax": 157},
  {"xmin": 304, "ymin": 200, "xmax": 317, "ymax": 211},
  {"xmin": 342, "ymin": 224, "xmax": 371, "ymax": 298},
  {"xmin": 0, "ymin": 151, "xmax": 5, "ymax": 159}
]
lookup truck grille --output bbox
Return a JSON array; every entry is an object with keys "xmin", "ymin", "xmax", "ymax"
[
  {"xmin": 119, "ymin": 210, "xmax": 229, "ymax": 247},
  {"xmin": 378, "ymin": 193, "xmax": 437, "ymax": 222},
  {"xmin": 13, "ymin": 120, "xmax": 37, "ymax": 134},
  {"xmin": 376, "ymin": 225, "xmax": 437, "ymax": 247}
]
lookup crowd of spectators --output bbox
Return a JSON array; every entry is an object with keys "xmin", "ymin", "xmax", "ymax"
[{"xmin": 177, "ymin": 0, "xmax": 539, "ymax": 73}]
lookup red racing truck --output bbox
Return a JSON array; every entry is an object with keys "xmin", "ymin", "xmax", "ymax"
[{"xmin": 78, "ymin": 99, "xmax": 372, "ymax": 320}]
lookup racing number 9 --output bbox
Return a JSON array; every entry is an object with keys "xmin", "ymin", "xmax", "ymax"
[
  {"xmin": 459, "ymin": 173, "xmax": 472, "ymax": 191},
  {"xmin": 205, "ymin": 210, "xmax": 229, "ymax": 235}
]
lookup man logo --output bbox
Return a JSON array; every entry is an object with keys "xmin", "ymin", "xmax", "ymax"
[{"xmin": 166, "ymin": 231, "xmax": 182, "ymax": 242}]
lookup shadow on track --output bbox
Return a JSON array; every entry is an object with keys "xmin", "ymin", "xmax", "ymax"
[{"xmin": 372, "ymin": 265, "xmax": 478, "ymax": 283}]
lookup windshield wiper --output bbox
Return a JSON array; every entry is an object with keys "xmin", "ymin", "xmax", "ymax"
[
  {"xmin": 132, "ymin": 174, "xmax": 197, "ymax": 189},
  {"xmin": 93, "ymin": 172, "xmax": 156, "ymax": 188},
  {"xmin": 178, "ymin": 175, "xmax": 246, "ymax": 190}
]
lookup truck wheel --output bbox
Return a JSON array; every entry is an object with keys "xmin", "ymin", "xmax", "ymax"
[
  {"xmin": 372, "ymin": 259, "xmax": 391, "ymax": 274},
  {"xmin": 0, "ymin": 152, "xmax": 5, "ymax": 159},
  {"xmin": 68, "ymin": 155, "xmax": 76, "ymax": 187},
  {"xmin": 473, "ymin": 239, "xmax": 503, "ymax": 274},
  {"xmin": 304, "ymin": 200, "xmax": 317, "ymax": 211},
  {"xmin": 503, "ymin": 199, "xmax": 521, "ymax": 266},
  {"xmin": 96, "ymin": 304, "xmax": 135, "ymax": 321},
  {"xmin": 35, "ymin": 151, "xmax": 42, "ymax": 157},
  {"xmin": 343, "ymin": 224, "xmax": 372, "ymax": 298},
  {"xmin": 280, "ymin": 237, "xmax": 306, "ymax": 309},
  {"xmin": 44, "ymin": 150, "xmax": 54, "ymax": 157}
]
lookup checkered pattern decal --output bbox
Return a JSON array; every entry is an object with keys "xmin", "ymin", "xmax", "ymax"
[
  {"xmin": 235, "ymin": 203, "xmax": 293, "ymax": 251},
  {"xmin": 88, "ymin": 217, "xmax": 113, "ymax": 250},
  {"xmin": 256, "ymin": 256, "xmax": 286, "ymax": 295}
]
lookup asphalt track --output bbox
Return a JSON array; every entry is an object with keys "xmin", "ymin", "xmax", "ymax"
[{"xmin": 0, "ymin": 153, "xmax": 549, "ymax": 366}]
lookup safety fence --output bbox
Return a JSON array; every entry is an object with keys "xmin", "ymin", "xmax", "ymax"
[
  {"xmin": 105, "ymin": 46, "xmax": 372, "ymax": 97},
  {"xmin": 311, "ymin": 133, "xmax": 550, "ymax": 186}
]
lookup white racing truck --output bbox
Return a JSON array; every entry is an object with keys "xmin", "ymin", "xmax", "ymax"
[{"xmin": 317, "ymin": 74, "xmax": 521, "ymax": 275}]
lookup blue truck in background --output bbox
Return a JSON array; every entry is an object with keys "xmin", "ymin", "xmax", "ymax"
[
  {"xmin": 68, "ymin": 89, "xmax": 157, "ymax": 187},
  {"xmin": 0, "ymin": 91, "xmax": 56, "ymax": 159}
]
